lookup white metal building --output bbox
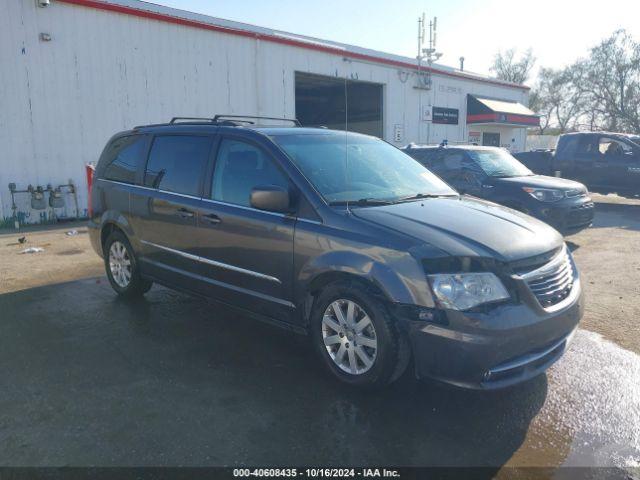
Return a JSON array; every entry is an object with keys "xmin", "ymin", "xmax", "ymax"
[{"xmin": 1, "ymin": 0, "xmax": 538, "ymax": 225}]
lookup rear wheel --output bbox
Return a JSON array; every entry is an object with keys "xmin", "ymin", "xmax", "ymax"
[
  {"xmin": 104, "ymin": 231, "xmax": 152, "ymax": 298},
  {"xmin": 311, "ymin": 281, "xmax": 410, "ymax": 388}
]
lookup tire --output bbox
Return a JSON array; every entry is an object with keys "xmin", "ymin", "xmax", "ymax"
[
  {"xmin": 103, "ymin": 230, "xmax": 152, "ymax": 298},
  {"xmin": 310, "ymin": 280, "xmax": 410, "ymax": 388}
]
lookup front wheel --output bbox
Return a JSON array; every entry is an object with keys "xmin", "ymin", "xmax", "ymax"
[
  {"xmin": 104, "ymin": 231, "xmax": 152, "ymax": 298},
  {"xmin": 310, "ymin": 281, "xmax": 410, "ymax": 388}
]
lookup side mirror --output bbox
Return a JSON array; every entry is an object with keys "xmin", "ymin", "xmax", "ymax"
[{"xmin": 250, "ymin": 185, "xmax": 291, "ymax": 213}]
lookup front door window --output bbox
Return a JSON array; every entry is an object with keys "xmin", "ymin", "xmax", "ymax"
[{"xmin": 211, "ymin": 139, "xmax": 289, "ymax": 207}]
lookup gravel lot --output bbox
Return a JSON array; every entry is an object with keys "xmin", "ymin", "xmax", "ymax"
[
  {"xmin": 1, "ymin": 193, "xmax": 638, "ymax": 353},
  {"xmin": 0, "ymin": 194, "xmax": 638, "ymax": 471}
]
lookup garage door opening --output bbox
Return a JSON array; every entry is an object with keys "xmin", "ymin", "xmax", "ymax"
[{"xmin": 295, "ymin": 72, "xmax": 383, "ymax": 138}]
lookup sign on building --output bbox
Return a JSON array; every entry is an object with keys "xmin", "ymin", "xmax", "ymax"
[
  {"xmin": 432, "ymin": 107, "xmax": 459, "ymax": 125},
  {"xmin": 393, "ymin": 124, "xmax": 404, "ymax": 143},
  {"xmin": 468, "ymin": 131, "xmax": 481, "ymax": 144}
]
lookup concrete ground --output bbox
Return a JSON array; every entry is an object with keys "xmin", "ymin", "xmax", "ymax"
[{"xmin": 0, "ymin": 194, "xmax": 638, "ymax": 473}]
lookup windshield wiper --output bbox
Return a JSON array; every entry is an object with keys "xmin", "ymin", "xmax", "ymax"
[
  {"xmin": 394, "ymin": 193, "xmax": 454, "ymax": 203},
  {"xmin": 492, "ymin": 174, "xmax": 534, "ymax": 178},
  {"xmin": 328, "ymin": 198, "xmax": 394, "ymax": 207}
]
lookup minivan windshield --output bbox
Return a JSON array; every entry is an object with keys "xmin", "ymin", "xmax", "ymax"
[
  {"xmin": 467, "ymin": 149, "xmax": 533, "ymax": 178},
  {"xmin": 272, "ymin": 132, "xmax": 456, "ymax": 204}
]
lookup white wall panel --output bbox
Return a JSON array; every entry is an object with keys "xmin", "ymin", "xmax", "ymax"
[{"xmin": 0, "ymin": 0, "xmax": 531, "ymax": 224}]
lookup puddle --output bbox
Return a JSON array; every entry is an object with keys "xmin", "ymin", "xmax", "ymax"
[{"xmin": 515, "ymin": 329, "xmax": 640, "ymax": 468}]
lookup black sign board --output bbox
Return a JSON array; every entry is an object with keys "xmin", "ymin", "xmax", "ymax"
[{"xmin": 432, "ymin": 107, "xmax": 459, "ymax": 125}]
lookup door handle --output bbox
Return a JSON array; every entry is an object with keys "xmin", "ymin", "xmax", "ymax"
[
  {"xmin": 201, "ymin": 213, "xmax": 221, "ymax": 225},
  {"xmin": 176, "ymin": 208, "xmax": 195, "ymax": 218}
]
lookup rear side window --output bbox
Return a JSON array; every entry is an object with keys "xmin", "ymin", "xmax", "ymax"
[
  {"xmin": 574, "ymin": 136, "xmax": 598, "ymax": 160},
  {"xmin": 211, "ymin": 139, "xmax": 289, "ymax": 207},
  {"xmin": 557, "ymin": 136, "xmax": 580, "ymax": 158},
  {"xmin": 144, "ymin": 135, "xmax": 212, "ymax": 196},
  {"xmin": 406, "ymin": 149, "xmax": 438, "ymax": 166},
  {"xmin": 102, "ymin": 135, "xmax": 146, "ymax": 184},
  {"xmin": 430, "ymin": 152, "xmax": 468, "ymax": 178}
]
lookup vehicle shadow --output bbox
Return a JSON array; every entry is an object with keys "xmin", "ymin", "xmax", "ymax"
[
  {"xmin": 0, "ymin": 278, "xmax": 549, "ymax": 470},
  {"xmin": 589, "ymin": 201, "xmax": 640, "ymax": 232}
]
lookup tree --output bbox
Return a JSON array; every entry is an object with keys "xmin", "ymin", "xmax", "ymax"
[
  {"xmin": 490, "ymin": 48, "xmax": 536, "ymax": 85},
  {"xmin": 529, "ymin": 67, "xmax": 586, "ymax": 133},
  {"xmin": 529, "ymin": 75, "xmax": 554, "ymax": 134},
  {"xmin": 574, "ymin": 30, "xmax": 640, "ymax": 132}
]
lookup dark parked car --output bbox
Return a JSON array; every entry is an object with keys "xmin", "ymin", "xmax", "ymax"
[
  {"xmin": 88, "ymin": 116, "xmax": 583, "ymax": 389},
  {"xmin": 403, "ymin": 145, "xmax": 594, "ymax": 235},
  {"xmin": 515, "ymin": 132, "xmax": 640, "ymax": 197}
]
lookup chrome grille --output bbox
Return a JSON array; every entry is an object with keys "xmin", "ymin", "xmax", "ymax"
[{"xmin": 521, "ymin": 247, "xmax": 574, "ymax": 308}]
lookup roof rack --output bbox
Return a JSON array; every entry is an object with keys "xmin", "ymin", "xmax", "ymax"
[
  {"xmin": 213, "ymin": 115, "xmax": 301, "ymax": 127},
  {"xmin": 169, "ymin": 117, "xmax": 217, "ymax": 124},
  {"xmin": 137, "ymin": 115, "xmax": 302, "ymax": 130}
]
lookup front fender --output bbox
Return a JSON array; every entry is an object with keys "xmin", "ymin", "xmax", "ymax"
[{"xmin": 297, "ymin": 249, "xmax": 435, "ymax": 308}]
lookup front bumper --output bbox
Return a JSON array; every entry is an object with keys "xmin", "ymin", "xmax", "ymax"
[
  {"xmin": 407, "ymin": 280, "xmax": 584, "ymax": 389},
  {"xmin": 529, "ymin": 196, "xmax": 594, "ymax": 235}
]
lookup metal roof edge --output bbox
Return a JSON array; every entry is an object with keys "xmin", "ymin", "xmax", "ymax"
[{"xmin": 55, "ymin": 0, "xmax": 530, "ymax": 91}]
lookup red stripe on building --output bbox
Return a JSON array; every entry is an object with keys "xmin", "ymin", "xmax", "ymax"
[
  {"xmin": 57, "ymin": 0, "xmax": 529, "ymax": 91},
  {"xmin": 467, "ymin": 113, "xmax": 499, "ymax": 123},
  {"xmin": 506, "ymin": 114, "xmax": 540, "ymax": 125},
  {"xmin": 467, "ymin": 113, "xmax": 539, "ymax": 125}
]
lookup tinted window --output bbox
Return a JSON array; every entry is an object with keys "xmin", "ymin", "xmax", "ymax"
[
  {"xmin": 212, "ymin": 139, "xmax": 289, "ymax": 207},
  {"xmin": 557, "ymin": 136, "xmax": 580, "ymax": 157},
  {"xmin": 575, "ymin": 137, "xmax": 598, "ymax": 159},
  {"xmin": 406, "ymin": 149, "xmax": 440, "ymax": 166},
  {"xmin": 430, "ymin": 152, "xmax": 479, "ymax": 183},
  {"xmin": 598, "ymin": 137, "xmax": 632, "ymax": 157},
  {"xmin": 466, "ymin": 149, "xmax": 532, "ymax": 178},
  {"xmin": 103, "ymin": 135, "xmax": 146, "ymax": 184},
  {"xmin": 144, "ymin": 135, "xmax": 212, "ymax": 196},
  {"xmin": 273, "ymin": 132, "xmax": 455, "ymax": 204}
]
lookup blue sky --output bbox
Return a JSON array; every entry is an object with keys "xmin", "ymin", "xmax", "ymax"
[{"xmin": 150, "ymin": 0, "xmax": 640, "ymax": 81}]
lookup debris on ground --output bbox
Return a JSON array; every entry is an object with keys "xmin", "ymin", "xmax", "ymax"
[
  {"xmin": 66, "ymin": 230, "xmax": 79, "ymax": 236},
  {"xmin": 18, "ymin": 236, "xmax": 26, "ymax": 244},
  {"xmin": 20, "ymin": 247, "xmax": 44, "ymax": 254}
]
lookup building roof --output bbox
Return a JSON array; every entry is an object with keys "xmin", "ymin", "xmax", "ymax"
[{"xmin": 57, "ymin": 0, "xmax": 530, "ymax": 91}]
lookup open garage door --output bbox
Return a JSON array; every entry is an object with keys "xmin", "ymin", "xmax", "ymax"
[{"xmin": 295, "ymin": 72, "xmax": 383, "ymax": 138}]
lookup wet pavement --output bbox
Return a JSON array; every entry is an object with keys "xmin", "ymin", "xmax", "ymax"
[{"xmin": 0, "ymin": 279, "xmax": 638, "ymax": 473}]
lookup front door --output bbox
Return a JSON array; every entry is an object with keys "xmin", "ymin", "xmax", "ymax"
[
  {"xmin": 132, "ymin": 134, "xmax": 214, "ymax": 284},
  {"xmin": 595, "ymin": 136, "xmax": 640, "ymax": 191},
  {"xmin": 482, "ymin": 132, "xmax": 500, "ymax": 147},
  {"xmin": 564, "ymin": 134, "xmax": 599, "ymax": 186},
  {"xmin": 196, "ymin": 136, "xmax": 296, "ymax": 322}
]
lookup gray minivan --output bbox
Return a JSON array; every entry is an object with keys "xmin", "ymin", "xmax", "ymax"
[{"xmin": 88, "ymin": 116, "xmax": 583, "ymax": 389}]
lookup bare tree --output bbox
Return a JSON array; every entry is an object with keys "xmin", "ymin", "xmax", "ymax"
[
  {"xmin": 529, "ymin": 73, "xmax": 554, "ymax": 134},
  {"xmin": 490, "ymin": 48, "xmax": 536, "ymax": 85},
  {"xmin": 574, "ymin": 30, "xmax": 640, "ymax": 132},
  {"xmin": 530, "ymin": 67, "xmax": 585, "ymax": 133}
]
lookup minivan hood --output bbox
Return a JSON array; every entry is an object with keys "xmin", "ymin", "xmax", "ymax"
[
  {"xmin": 352, "ymin": 197, "xmax": 563, "ymax": 262},
  {"xmin": 491, "ymin": 174, "xmax": 586, "ymax": 192}
]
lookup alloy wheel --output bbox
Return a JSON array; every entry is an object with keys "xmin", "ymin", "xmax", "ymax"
[
  {"xmin": 322, "ymin": 299, "xmax": 378, "ymax": 375},
  {"xmin": 109, "ymin": 241, "xmax": 132, "ymax": 288}
]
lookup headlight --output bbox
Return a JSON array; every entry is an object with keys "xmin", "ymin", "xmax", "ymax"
[
  {"xmin": 522, "ymin": 187, "xmax": 565, "ymax": 202},
  {"xmin": 427, "ymin": 272, "xmax": 510, "ymax": 311}
]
